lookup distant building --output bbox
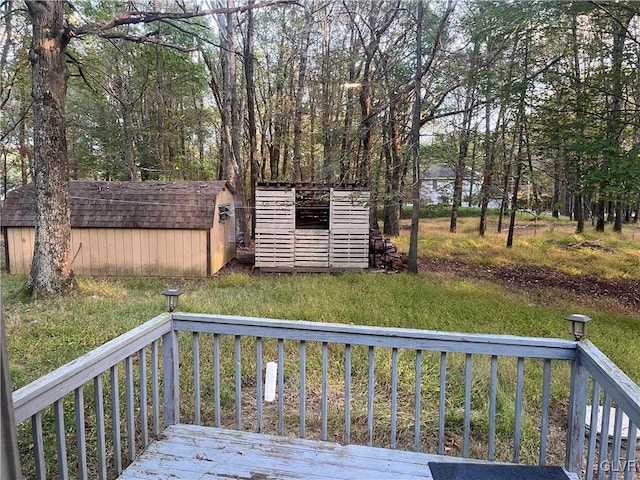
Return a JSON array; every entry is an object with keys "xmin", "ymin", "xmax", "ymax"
[{"xmin": 420, "ymin": 166, "xmax": 503, "ymax": 208}]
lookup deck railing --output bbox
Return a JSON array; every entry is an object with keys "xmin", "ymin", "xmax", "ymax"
[{"xmin": 11, "ymin": 313, "xmax": 640, "ymax": 480}]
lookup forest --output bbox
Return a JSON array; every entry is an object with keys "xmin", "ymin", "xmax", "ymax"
[{"xmin": 1, "ymin": 1, "xmax": 640, "ymax": 294}]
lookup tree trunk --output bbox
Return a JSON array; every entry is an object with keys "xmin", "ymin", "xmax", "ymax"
[
  {"xmin": 24, "ymin": 0, "xmax": 76, "ymax": 297},
  {"xmin": 291, "ymin": 7, "xmax": 312, "ymax": 182},
  {"xmin": 244, "ymin": 1, "xmax": 258, "ymax": 240},
  {"xmin": 407, "ymin": 0, "xmax": 423, "ymax": 275}
]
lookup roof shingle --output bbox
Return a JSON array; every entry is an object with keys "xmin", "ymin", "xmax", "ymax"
[{"xmin": 1, "ymin": 181, "xmax": 231, "ymax": 230}]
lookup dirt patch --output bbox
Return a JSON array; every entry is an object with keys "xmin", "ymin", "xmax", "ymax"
[{"xmin": 419, "ymin": 258, "xmax": 640, "ymax": 316}]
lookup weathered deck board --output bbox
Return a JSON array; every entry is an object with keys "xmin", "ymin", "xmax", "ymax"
[{"xmin": 118, "ymin": 424, "xmax": 579, "ymax": 480}]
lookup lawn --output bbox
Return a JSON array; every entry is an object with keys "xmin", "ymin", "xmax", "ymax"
[{"xmin": 3, "ymin": 214, "xmax": 639, "ymax": 386}]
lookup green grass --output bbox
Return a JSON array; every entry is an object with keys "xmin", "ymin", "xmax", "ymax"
[{"xmin": 2, "ymin": 213, "xmax": 639, "ymax": 475}]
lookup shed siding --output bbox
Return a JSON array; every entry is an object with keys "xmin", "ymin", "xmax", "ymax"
[
  {"xmin": 255, "ymin": 188, "xmax": 295, "ymax": 268},
  {"xmin": 211, "ymin": 187, "xmax": 236, "ymax": 274},
  {"xmin": 5, "ymin": 227, "xmax": 209, "ymax": 277}
]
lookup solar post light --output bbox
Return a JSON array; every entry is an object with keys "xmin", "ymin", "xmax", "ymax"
[
  {"xmin": 163, "ymin": 289, "xmax": 183, "ymax": 312},
  {"xmin": 566, "ymin": 314, "xmax": 591, "ymax": 341}
]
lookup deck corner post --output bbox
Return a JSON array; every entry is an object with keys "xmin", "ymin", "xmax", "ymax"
[
  {"xmin": 566, "ymin": 345, "xmax": 589, "ymax": 474},
  {"xmin": 162, "ymin": 324, "xmax": 179, "ymax": 427}
]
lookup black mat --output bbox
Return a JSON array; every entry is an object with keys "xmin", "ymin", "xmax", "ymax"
[{"xmin": 428, "ymin": 462, "xmax": 570, "ymax": 480}]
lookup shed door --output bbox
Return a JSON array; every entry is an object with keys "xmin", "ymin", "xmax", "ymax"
[{"xmin": 255, "ymin": 188, "xmax": 295, "ymax": 268}]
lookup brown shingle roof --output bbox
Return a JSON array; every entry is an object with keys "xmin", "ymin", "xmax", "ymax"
[{"xmin": 1, "ymin": 181, "xmax": 231, "ymax": 229}]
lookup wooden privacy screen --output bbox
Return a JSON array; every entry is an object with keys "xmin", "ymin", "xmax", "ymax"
[{"xmin": 255, "ymin": 186, "xmax": 369, "ymax": 271}]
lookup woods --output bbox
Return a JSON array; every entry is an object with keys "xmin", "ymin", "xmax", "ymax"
[{"xmin": 1, "ymin": 0, "xmax": 639, "ymax": 295}]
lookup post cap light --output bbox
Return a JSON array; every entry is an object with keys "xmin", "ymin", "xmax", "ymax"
[
  {"xmin": 163, "ymin": 289, "xmax": 182, "ymax": 312},
  {"xmin": 566, "ymin": 314, "xmax": 591, "ymax": 341}
]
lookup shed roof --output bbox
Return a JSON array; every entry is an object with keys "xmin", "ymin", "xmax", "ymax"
[{"xmin": 1, "ymin": 181, "xmax": 231, "ymax": 229}]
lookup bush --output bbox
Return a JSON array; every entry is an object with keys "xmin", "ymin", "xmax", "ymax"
[{"xmin": 397, "ymin": 205, "xmax": 500, "ymax": 219}]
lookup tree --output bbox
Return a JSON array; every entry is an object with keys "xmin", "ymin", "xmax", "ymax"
[{"xmin": 22, "ymin": 0, "xmax": 289, "ymax": 297}]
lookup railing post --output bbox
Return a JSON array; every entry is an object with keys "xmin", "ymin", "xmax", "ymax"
[
  {"xmin": 163, "ymin": 320, "xmax": 179, "ymax": 426},
  {"xmin": 566, "ymin": 344, "xmax": 589, "ymax": 474}
]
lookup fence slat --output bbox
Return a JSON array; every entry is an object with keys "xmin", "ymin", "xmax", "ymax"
[
  {"xmin": 438, "ymin": 352, "xmax": 447, "ymax": 455},
  {"xmin": 391, "ymin": 347, "xmax": 398, "ymax": 449},
  {"xmin": 345, "ymin": 344, "xmax": 351, "ymax": 444},
  {"xmin": 235, "ymin": 335, "xmax": 242, "ymax": 431},
  {"xmin": 597, "ymin": 394, "xmax": 613, "ymax": 480},
  {"xmin": 193, "ymin": 333, "xmax": 201, "ymax": 426},
  {"xmin": 623, "ymin": 423, "xmax": 637, "ymax": 480},
  {"xmin": 125, "ymin": 355, "xmax": 135, "ymax": 461},
  {"xmin": 488, "ymin": 355, "xmax": 498, "ymax": 461},
  {"xmin": 31, "ymin": 412, "xmax": 46, "ymax": 480},
  {"xmin": 367, "ymin": 346, "xmax": 375, "ymax": 446},
  {"xmin": 110, "ymin": 365, "xmax": 122, "ymax": 475},
  {"xmin": 53, "ymin": 399, "xmax": 68, "ymax": 480},
  {"xmin": 277, "ymin": 339, "xmax": 284, "ymax": 435},
  {"xmin": 610, "ymin": 408, "xmax": 624, "ymax": 480},
  {"xmin": 539, "ymin": 359, "xmax": 552, "ymax": 466},
  {"xmin": 414, "ymin": 350, "xmax": 422, "ymax": 452},
  {"xmin": 151, "ymin": 340, "xmax": 160, "ymax": 437},
  {"xmin": 513, "ymin": 357, "xmax": 525, "ymax": 463},
  {"xmin": 585, "ymin": 381, "xmax": 601, "ymax": 480},
  {"xmin": 213, "ymin": 334, "xmax": 220, "ymax": 428},
  {"xmin": 139, "ymin": 347, "xmax": 148, "ymax": 447},
  {"xmin": 93, "ymin": 374, "xmax": 107, "ymax": 480},
  {"xmin": 322, "ymin": 342, "xmax": 328, "ymax": 441},
  {"xmin": 300, "ymin": 341, "xmax": 306, "ymax": 438},
  {"xmin": 74, "ymin": 387, "xmax": 87, "ymax": 480},
  {"xmin": 256, "ymin": 337, "xmax": 263, "ymax": 433}
]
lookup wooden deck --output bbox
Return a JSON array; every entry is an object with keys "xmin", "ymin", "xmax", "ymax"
[{"xmin": 118, "ymin": 424, "xmax": 579, "ymax": 480}]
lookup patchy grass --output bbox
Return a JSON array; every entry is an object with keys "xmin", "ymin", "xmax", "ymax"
[{"xmin": 2, "ymin": 213, "xmax": 639, "ymax": 476}]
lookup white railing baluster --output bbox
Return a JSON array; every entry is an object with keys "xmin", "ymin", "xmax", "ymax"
[
  {"xmin": 213, "ymin": 333, "xmax": 220, "ymax": 428},
  {"xmin": 235, "ymin": 335, "xmax": 242, "ymax": 430},
  {"xmin": 345, "ymin": 343, "xmax": 351, "ymax": 444},
  {"xmin": 125, "ymin": 355, "xmax": 135, "ymax": 461},
  {"xmin": 193, "ymin": 333, "xmax": 201, "ymax": 426},
  {"xmin": 585, "ymin": 381, "xmax": 601, "ymax": 480},
  {"xmin": 299, "ymin": 340, "xmax": 306, "ymax": 438},
  {"xmin": 74, "ymin": 387, "xmax": 87, "ymax": 480},
  {"xmin": 513, "ymin": 357, "xmax": 525, "ymax": 463},
  {"xmin": 610, "ymin": 408, "xmax": 624, "ymax": 480},
  {"xmin": 438, "ymin": 352, "xmax": 447, "ymax": 455},
  {"xmin": 277, "ymin": 339, "xmax": 284, "ymax": 435},
  {"xmin": 623, "ymin": 422, "xmax": 636, "ymax": 480},
  {"xmin": 53, "ymin": 399, "xmax": 68, "ymax": 480},
  {"xmin": 597, "ymin": 394, "xmax": 613, "ymax": 480},
  {"xmin": 256, "ymin": 337, "xmax": 263, "ymax": 433},
  {"xmin": 151, "ymin": 340, "xmax": 160, "ymax": 437},
  {"xmin": 367, "ymin": 346, "xmax": 374, "ymax": 446},
  {"xmin": 110, "ymin": 365, "xmax": 122, "ymax": 475},
  {"xmin": 414, "ymin": 349, "xmax": 422, "ymax": 452},
  {"xmin": 321, "ymin": 342, "xmax": 328, "ymax": 441},
  {"xmin": 488, "ymin": 355, "xmax": 498, "ymax": 461},
  {"xmin": 391, "ymin": 347, "xmax": 398, "ymax": 449},
  {"xmin": 139, "ymin": 348, "xmax": 148, "ymax": 447},
  {"xmin": 93, "ymin": 374, "xmax": 107, "ymax": 480},
  {"xmin": 539, "ymin": 359, "xmax": 552, "ymax": 466},
  {"xmin": 31, "ymin": 412, "xmax": 46, "ymax": 480},
  {"xmin": 463, "ymin": 353, "xmax": 472, "ymax": 458}
]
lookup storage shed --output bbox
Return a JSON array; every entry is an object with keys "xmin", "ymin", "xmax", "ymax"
[
  {"xmin": 1, "ymin": 181, "xmax": 236, "ymax": 277},
  {"xmin": 255, "ymin": 184, "xmax": 370, "ymax": 271}
]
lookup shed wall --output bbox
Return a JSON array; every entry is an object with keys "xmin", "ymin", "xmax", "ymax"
[
  {"xmin": 5, "ymin": 227, "xmax": 211, "ymax": 277},
  {"xmin": 211, "ymin": 187, "xmax": 237, "ymax": 274}
]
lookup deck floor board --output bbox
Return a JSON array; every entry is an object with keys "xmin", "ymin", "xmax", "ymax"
[{"xmin": 118, "ymin": 424, "xmax": 578, "ymax": 480}]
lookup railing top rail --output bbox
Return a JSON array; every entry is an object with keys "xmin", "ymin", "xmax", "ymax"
[
  {"xmin": 12, "ymin": 313, "xmax": 172, "ymax": 424},
  {"xmin": 578, "ymin": 341, "xmax": 640, "ymax": 427},
  {"xmin": 172, "ymin": 313, "xmax": 577, "ymax": 360}
]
